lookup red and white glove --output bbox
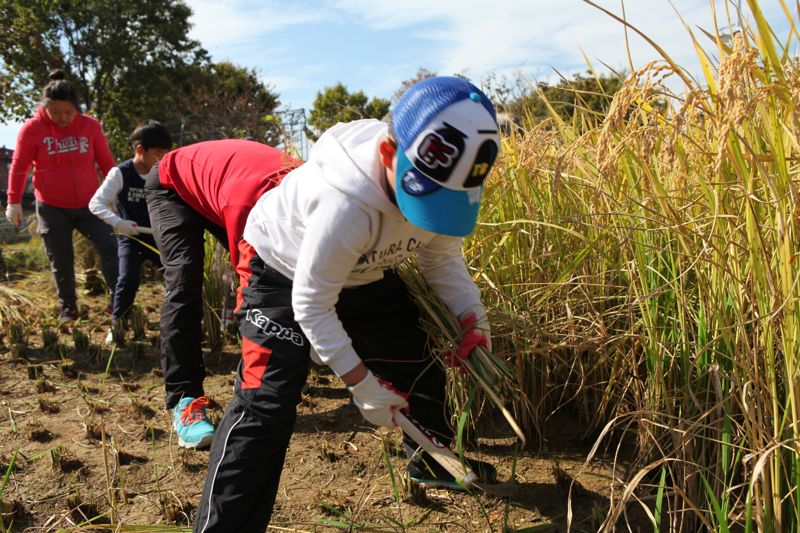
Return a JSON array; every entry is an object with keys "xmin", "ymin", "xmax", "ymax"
[
  {"xmin": 114, "ymin": 219, "xmax": 140, "ymax": 236},
  {"xmin": 445, "ymin": 311, "xmax": 492, "ymax": 372},
  {"xmin": 348, "ymin": 370, "xmax": 408, "ymax": 428},
  {"xmin": 5, "ymin": 203, "xmax": 22, "ymax": 227}
]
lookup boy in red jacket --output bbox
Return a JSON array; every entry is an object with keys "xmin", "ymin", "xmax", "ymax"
[
  {"xmin": 5, "ymin": 70, "xmax": 118, "ymax": 321},
  {"xmin": 144, "ymin": 139, "xmax": 301, "ymax": 449}
]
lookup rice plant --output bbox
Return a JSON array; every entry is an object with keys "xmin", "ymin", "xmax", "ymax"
[
  {"xmin": 0, "ymin": 286, "xmax": 39, "ymax": 330},
  {"xmin": 466, "ymin": 1, "xmax": 800, "ymax": 529},
  {"xmin": 0, "ymin": 449, "xmax": 19, "ymax": 532},
  {"xmin": 72, "ymin": 328, "xmax": 90, "ymax": 353},
  {"xmin": 399, "ymin": 263, "xmax": 527, "ymax": 443},
  {"xmin": 0, "ymin": 240, "xmax": 48, "ymax": 277},
  {"xmin": 7, "ymin": 322, "xmax": 27, "ymax": 357},
  {"xmin": 41, "ymin": 327, "xmax": 58, "ymax": 351},
  {"xmin": 202, "ymin": 235, "xmax": 236, "ymax": 353},
  {"xmin": 129, "ymin": 302, "xmax": 147, "ymax": 340}
]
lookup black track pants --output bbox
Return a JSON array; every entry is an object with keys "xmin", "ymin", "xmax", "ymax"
[
  {"xmin": 145, "ymin": 173, "xmax": 228, "ymax": 409},
  {"xmin": 194, "ymin": 240, "xmax": 449, "ymax": 532}
]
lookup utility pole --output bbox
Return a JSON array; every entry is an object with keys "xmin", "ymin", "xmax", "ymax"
[{"xmin": 272, "ymin": 109, "xmax": 309, "ymax": 161}]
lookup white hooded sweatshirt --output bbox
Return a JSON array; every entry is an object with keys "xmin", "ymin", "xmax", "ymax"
[{"xmin": 243, "ymin": 119, "xmax": 485, "ymax": 377}]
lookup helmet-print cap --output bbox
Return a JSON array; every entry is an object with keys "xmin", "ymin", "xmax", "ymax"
[{"xmin": 392, "ymin": 76, "xmax": 500, "ymax": 237}]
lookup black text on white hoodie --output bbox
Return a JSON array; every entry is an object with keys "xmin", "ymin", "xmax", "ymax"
[{"xmin": 243, "ymin": 119, "xmax": 487, "ymax": 376}]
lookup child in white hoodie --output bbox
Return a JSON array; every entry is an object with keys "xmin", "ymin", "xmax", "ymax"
[{"xmin": 195, "ymin": 77, "xmax": 501, "ymax": 532}]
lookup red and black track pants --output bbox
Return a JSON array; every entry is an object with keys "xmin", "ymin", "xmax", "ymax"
[{"xmin": 194, "ymin": 240, "xmax": 450, "ymax": 532}]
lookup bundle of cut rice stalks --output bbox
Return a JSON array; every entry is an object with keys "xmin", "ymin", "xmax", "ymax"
[
  {"xmin": 398, "ymin": 262, "xmax": 527, "ymax": 445},
  {"xmin": 0, "ymin": 285, "xmax": 42, "ymax": 328}
]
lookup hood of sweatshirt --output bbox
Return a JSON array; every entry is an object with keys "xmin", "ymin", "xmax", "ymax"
[
  {"xmin": 35, "ymin": 106, "xmax": 83, "ymax": 132},
  {"xmin": 308, "ymin": 119, "xmax": 404, "ymax": 221}
]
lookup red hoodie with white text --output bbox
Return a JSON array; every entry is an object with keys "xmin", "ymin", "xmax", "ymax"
[{"xmin": 7, "ymin": 107, "xmax": 116, "ymax": 209}]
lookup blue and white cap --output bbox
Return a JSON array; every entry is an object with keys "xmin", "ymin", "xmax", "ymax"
[{"xmin": 392, "ymin": 76, "xmax": 500, "ymax": 237}]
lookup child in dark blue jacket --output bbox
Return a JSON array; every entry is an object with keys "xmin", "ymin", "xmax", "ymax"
[{"xmin": 90, "ymin": 120, "xmax": 172, "ymax": 342}]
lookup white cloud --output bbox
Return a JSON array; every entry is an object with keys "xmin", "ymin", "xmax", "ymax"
[
  {"xmin": 329, "ymin": 0, "xmax": 790, "ymax": 85},
  {"xmin": 185, "ymin": 0, "xmax": 331, "ymax": 49},
  {"xmin": 181, "ymin": 0, "xmax": 795, "ymax": 110},
  {"xmin": 4, "ymin": 0, "xmax": 789, "ymax": 151},
  {"xmin": 262, "ymin": 64, "xmax": 331, "ymax": 108}
]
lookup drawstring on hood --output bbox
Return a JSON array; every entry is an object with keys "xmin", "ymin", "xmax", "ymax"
[
  {"xmin": 40, "ymin": 107, "xmax": 63, "ymax": 167},
  {"xmin": 40, "ymin": 105, "xmax": 82, "ymax": 188},
  {"xmin": 37, "ymin": 105, "xmax": 86, "ymax": 167}
]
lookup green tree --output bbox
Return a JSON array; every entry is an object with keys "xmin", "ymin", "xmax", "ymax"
[
  {"xmin": 393, "ymin": 67, "xmax": 437, "ymax": 102},
  {"xmin": 0, "ymin": 0, "xmax": 208, "ymax": 154},
  {"xmin": 306, "ymin": 83, "xmax": 390, "ymax": 141},
  {"xmin": 169, "ymin": 61, "xmax": 281, "ymax": 146},
  {"xmin": 509, "ymin": 71, "xmax": 625, "ymax": 128}
]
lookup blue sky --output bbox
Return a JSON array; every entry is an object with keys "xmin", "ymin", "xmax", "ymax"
[{"xmin": 0, "ymin": 0, "xmax": 793, "ymax": 149}]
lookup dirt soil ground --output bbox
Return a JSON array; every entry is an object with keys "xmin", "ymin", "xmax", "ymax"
[{"xmin": 0, "ymin": 242, "xmax": 638, "ymax": 533}]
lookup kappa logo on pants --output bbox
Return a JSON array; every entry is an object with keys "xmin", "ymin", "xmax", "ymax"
[{"xmin": 244, "ymin": 309, "xmax": 305, "ymax": 347}]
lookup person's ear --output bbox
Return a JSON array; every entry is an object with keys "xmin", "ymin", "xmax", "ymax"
[
  {"xmin": 379, "ymin": 138, "xmax": 396, "ymax": 168},
  {"xmin": 134, "ymin": 144, "xmax": 145, "ymax": 156}
]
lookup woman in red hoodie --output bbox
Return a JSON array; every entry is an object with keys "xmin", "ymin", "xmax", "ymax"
[{"xmin": 5, "ymin": 70, "xmax": 119, "ymax": 322}]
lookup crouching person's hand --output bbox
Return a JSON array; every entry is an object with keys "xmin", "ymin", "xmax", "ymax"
[{"xmin": 348, "ymin": 370, "xmax": 408, "ymax": 428}]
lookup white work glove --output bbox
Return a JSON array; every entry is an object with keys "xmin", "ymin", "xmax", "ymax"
[
  {"xmin": 348, "ymin": 370, "xmax": 409, "ymax": 428},
  {"xmin": 114, "ymin": 219, "xmax": 140, "ymax": 236},
  {"xmin": 5, "ymin": 203, "xmax": 22, "ymax": 228}
]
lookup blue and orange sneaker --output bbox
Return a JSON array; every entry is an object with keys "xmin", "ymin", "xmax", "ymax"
[{"xmin": 172, "ymin": 396, "xmax": 215, "ymax": 449}]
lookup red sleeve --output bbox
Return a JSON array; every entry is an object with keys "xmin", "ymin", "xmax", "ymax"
[
  {"xmin": 93, "ymin": 122, "xmax": 116, "ymax": 175},
  {"xmin": 7, "ymin": 122, "xmax": 35, "ymax": 205},
  {"xmin": 221, "ymin": 204, "xmax": 252, "ymax": 269}
]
